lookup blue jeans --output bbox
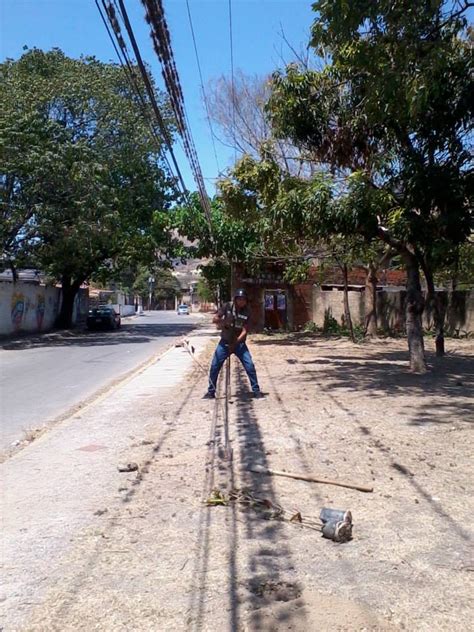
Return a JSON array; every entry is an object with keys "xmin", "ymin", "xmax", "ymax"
[{"xmin": 208, "ymin": 341, "xmax": 260, "ymax": 394}]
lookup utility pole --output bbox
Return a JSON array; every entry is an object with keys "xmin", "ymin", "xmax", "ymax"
[
  {"xmin": 148, "ymin": 276, "xmax": 155, "ymax": 311},
  {"xmin": 230, "ymin": 261, "xmax": 237, "ymax": 299}
]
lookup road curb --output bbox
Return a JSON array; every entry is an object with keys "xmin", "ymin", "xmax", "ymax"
[{"xmin": 0, "ymin": 326, "xmax": 214, "ymax": 464}]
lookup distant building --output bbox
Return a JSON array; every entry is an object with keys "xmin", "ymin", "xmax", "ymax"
[
  {"xmin": 172, "ymin": 259, "xmax": 216, "ymax": 312},
  {"xmin": 0, "ymin": 269, "xmax": 43, "ymax": 284},
  {"xmin": 234, "ymin": 260, "xmax": 410, "ymax": 332}
]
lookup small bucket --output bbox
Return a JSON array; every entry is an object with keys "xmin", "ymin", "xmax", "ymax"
[
  {"xmin": 320, "ymin": 507, "xmax": 352, "ymax": 525},
  {"xmin": 321, "ymin": 520, "xmax": 353, "ymax": 543}
]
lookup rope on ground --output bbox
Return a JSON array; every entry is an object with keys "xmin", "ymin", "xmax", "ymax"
[
  {"xmin": 223, "ymin": 356, "xmax": 232, "ymax": 460},
  {"xmin": 205, "ymin": 489, "xmax": 353, "ymax": 543},
  {"xmin": 181, "ymin": 338, "xmax": 232, "ymax": 461},
  {"xmin": 180, "ymin": 338, "xmax": 354, "ymax": 543}
]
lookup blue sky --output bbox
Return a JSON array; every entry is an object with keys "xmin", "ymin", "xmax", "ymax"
[{"xmin": 0, "ymin": 0, "xmax": 315, "ymax": 192}]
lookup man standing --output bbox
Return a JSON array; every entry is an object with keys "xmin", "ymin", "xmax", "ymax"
[{"xmin": 203, "ymin": 288, "xmax": 263, "ymax": 399}]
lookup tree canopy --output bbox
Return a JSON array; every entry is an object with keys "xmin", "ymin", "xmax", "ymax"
[
  {"xmin": 0, "ymin": 48, "xmax": 176, "ymax": 326},
  {"xmin": 214, "ymin": 0, "xmax": 472, "ymax": 371}
]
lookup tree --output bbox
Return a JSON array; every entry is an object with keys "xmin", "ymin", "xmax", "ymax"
[
  {"xmin": 174, "ymin": 191, "xmax": 259, "ymax": 303},
  {"xmin": 198, "ymin": 258, "xmax": 231, "ymax": 305},
  {"xmin": 434, "ymin": 241, "xmax": 474, "ymax": 290},
  {"xmin": 218, "ymin": 150, "xmax": 396, "ymax": 340},
  {"xmin": 172, "ymin": 191, "xmax": 260, "ymax": 299},
  {"xmin": 0, "ymin": 49, "xmax": 176, "ymax": 326},
  {"xmin": 207, "ymin": 71, "xmax": 315, "ymax": 177},
  {"xmin": 153, "ymin": 268, "xmax": 181, "ymax": 302},
  {"xmin": 267, "ymin": 0, "xmax": 473, "ymax": 371},
  {"xmin": 131, "ymin": 265, "xmax": 180, "ymax": 307},
  {"xmin": 196, "ymin": 277, "xmax": 214, "ymax": 304},
  {"xmin": 361, "ymin": 245, "xmax": 395, "ymax": 337}
]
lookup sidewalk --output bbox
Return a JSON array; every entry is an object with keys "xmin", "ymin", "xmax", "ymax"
[
  {"xmin": 1, "ymin": 331, "xmax": 472, "ymax": 631},
  {"xmin": 1, "ymin": 326, "xmax": 216, "ymax": 630}
]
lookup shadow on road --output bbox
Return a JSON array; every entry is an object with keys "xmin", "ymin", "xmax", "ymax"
[
  {"xmin": 1, "ymin": 321, "xmax": 202, "ymax": 351},
  {"xmin": 187, "ymin": 363, "xmax": 306, "ymax": 632},
  {"xmin": 233, "ymin": 367, "xmax": 306, "ymax": 631}
]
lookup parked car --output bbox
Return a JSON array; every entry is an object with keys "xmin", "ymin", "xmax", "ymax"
[
  {"xmin": 177, "ymin": 304, "xmax": 190, "ymax": 315},
  {"xmin": 86, "ymin": 306, "xmax": 121, "ymax": 330}
]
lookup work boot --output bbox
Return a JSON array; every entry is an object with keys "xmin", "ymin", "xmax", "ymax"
[
  {"xmin": 253, "ymin": 391, "xmax": 264, "ymax": 399},
  {"xmin": 202, "ymin": 392, "xmax": 215, "ymax": 400}
]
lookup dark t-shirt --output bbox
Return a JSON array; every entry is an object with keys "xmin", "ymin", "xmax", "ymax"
[{"xmin": 218, "ymin": 302, "xmax": 251, "ymax": 343}]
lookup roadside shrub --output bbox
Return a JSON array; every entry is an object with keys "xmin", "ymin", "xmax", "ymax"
[
  {"xmin": 323, "ymin": 313, "xmax": 366, "ymax": 342},
  {"xmin": 323, "ymin": 313, "xmax": 340, "ymax": 334}
]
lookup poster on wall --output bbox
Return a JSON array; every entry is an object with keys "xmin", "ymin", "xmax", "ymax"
[
  {"xmin": 264, "ymin": 293, "xmax": 274, "ymax": 310},
  {"xmin": 277, "ymin": 293, "xmax": 286, "ymax": 310}
]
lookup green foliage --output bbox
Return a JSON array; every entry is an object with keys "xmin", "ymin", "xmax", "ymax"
[
  {"xmin": 323, "ymin": 312, "xmax": 340, "ymax": 334},
  {"xmin": 267, "ymin": 1, "xmax": 473, "ymax": 265},
  {"xmin": 199, "ymin": 258, "xmax": 231, "ymax": 304},
  {"xmin": 196, "ymin": 278, "xmax": 214, "ymax": 303},
  {"xmin": 351, "ymin": 323, "xmax": 366, "ymax": 342},
  {"xmin": 173, "ymin": 192, "xmax": 261, "ymax": 263},
  {"xmin": 152, "ymin": 268, "xmax": 181, "ymax": 300},
  {"xmin": 282, "ymin": 261, "xmax": 311, "ymax": 284},
  {"xmin": 131, "ymin": 265, "xmax": 180, "ymax": 301},
  {"xmin": 218, "ymin": 154, "xmax": 335, "ymax": 259},
  {"xmin": 322, "ymin": 311, "xmax": 365, "ymax": 341},
  {"xmin": 302, "ymin": 320, "xmax": 319, "ymax": 333},
  {"xmin": 433, "ymin": 242, "xmax": 474, "ymax": 290},
  {"xmin": 0, "ymin": 49, "xmax": 176, "ymax": 287}
]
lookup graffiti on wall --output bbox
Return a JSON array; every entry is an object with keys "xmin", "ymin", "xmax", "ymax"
[
  {"xmin": 11, "ymin": 292, "xmax": 25, "ymax": 330},
  {"xmin": 36, "ymin": 293, "xmax": 46, "ymax": 329}
]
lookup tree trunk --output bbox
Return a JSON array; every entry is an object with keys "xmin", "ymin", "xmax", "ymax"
[
  {"xmin": 55, "ymin": 276, "xmax": 81, "ymax": 329},
  {"xmin": 6, "ymin": 259, "xmax": 19, "ymax": 282},
  {"xmin": 423, "ymin": 264, "xmax": 445, "ymax": 356},
  {"xmin": 364, "ymin": 262, "xmax": 378, "ymax": 337},
  {"xmin": 403, "ymin": 252, "xmax": 427, "ymax": 373},
  {"xmin": 342, "ymin": 263, "xmax": 355, "ymax": 343}
]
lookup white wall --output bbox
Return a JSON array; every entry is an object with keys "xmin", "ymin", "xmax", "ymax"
[
  {"xmin": 110, "ymin": 303, "xmax": 135, "ymax": 316},
  {"xmin": 312, "ymin": 287, "xmax": 474, "ymax": 334},
  {"xmin": 0, "ymin": 282, "xmax": 89, "ymax": 335},
  {"xmin": 0, "ymin": 282, "xmax": 61, "ymax": 335}
]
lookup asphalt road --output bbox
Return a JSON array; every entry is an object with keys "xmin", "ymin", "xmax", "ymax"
[{"xmin": 0, "ymin": 311, "xmax": 205, "ymax": 450}]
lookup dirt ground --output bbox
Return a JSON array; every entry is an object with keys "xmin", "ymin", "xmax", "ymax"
[{"xmin": 20, "ymin": 333, "xmax": 473, "ymax": 631}]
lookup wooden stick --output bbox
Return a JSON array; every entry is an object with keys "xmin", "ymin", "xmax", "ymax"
[{"xmin": 249, "ymin": 466, "xmax": 373, "ymax": 493}]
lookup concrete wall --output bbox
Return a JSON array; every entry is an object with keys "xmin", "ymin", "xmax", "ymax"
[
  {"xmin": 312, "ymin": 287, "xmax": 365, "ymax": 329},
  {"xmin": 425, "ymin": 291, "xmax": 474, "ymax": 335},
  {"xmin": 110, "ymin": 303, "xmax": 135, "ymax": 317},
  {"xmin": 0, "ymin": 281, "xmax": 88, "ymax": 336},
  {"xmin": 292, "ymin": 285, "xmax": 313, "ymax": 329},
  {"xmin": 313, "ymin": 287, "xmax": 474, "ymax": 334}
]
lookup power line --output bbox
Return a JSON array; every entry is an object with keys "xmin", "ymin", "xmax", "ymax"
[
  {"xmin": 97, "ymin": 0, "xmax": 215, "ymax": 242},
  {"xmin": 96, "ymin": 0, "xmax": 182, "ymax": 197},
  {"xmin": 139, "ymin": 0, "xmax": 214, "ymax": 235},
  {"xmin": 114, "ymin": 0, "xmax": 189, "ymax": 196},
  {"xmin": 185, "ymin": 0, "xmax": 221, "ymax": 174},
  {"xmin": 95, "ymin": 0, "xmax": 127, "ymax": 69}
]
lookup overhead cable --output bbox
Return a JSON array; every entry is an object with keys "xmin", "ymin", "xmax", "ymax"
[
  {"xmin": 185, "ymin": 0, "xmax": 221, "ymax": 174},
  {"xmin": 96, "ymin": 0, "xmax": 182, "ymax": 198},
  {"xmin": 113, "ymin": 0, "xmax": 190, "ymax": 197},
  {"xmin": 139, "ymin": 0, "xmax": 214, "ymax": 233}
]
